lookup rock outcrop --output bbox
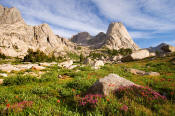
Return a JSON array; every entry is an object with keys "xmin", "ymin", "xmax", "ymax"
[
  {"xmin": 71, "ymin": 32, "xmax": 92, "ymax": 46},
  {"xmin": 0, "ymin": 5, "xmax": 76, "ymax": 58},
  {"xmin": 0, "ymin": 5, "xmax": 24, "ymax": 24},
  {"xmin": 87, "ymin": 74, "xmax": 136, "ymax": 96},
  {"xmin": 71, "ymin": 22, "xmax": 139, "ymax": 50},
  {"xmin": 147, "ymin": 43, "xmax": 175, "ymax": 53},
  {"xmin": 104, "ymin": 22, "xmax": 139, "ymax": 50}
]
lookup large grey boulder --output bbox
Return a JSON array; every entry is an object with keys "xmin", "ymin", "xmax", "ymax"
[
  {"xmin": 87, "ymin": 74, "xmax": 136, "ymax": 96},
  {"xmin": 122, "ymin": 49, "xmax": 150, "ymax": 61}
]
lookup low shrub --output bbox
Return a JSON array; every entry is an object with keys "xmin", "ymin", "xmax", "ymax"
[
  {"xmin": 119, "ymin": 48, "xmax": 132, "ymax": 56},
  {"xmin": 3, "ymin": 75, "xmax": 39, "ymax": 86},
  {"xmin": 115, "ymin": 85, "xmax": 167, "ymax": 107},
  {"xmin": 0, "ymin": 53, "xmax": 6, "ymax": 59},
  {"xmin": 23, "ymin": 49, "xmax": 59, "ymax": 62}
]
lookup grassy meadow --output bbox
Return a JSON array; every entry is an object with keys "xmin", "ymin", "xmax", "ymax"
[{"xmin": 0, "ymin": 54, "xmax": 175, "ymax": 116}]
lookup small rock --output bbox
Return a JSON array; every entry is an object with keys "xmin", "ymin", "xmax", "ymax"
[
  {"xmin": 84, "ymin": 57, "xmax": 94, "ymax": 65},
  {"xmin": 128, "ymin": 68, "xmax": 145, "ymax": 75},
  {"xmin": 31, "ymin": 66, "xmax": 45, "ymax": 70},
  {"xmin": 145, "ymin": 72, "xmax": 160, "ymax": 76},
  {"xmin": 58, "ymin": 75, "xmax": 63, "ymax": 79},
  {"xmin": 58, "ymin": 60, "xmax": 73, "ymax": 68},
  {"xmin": 0, "ymin": 73, "xmax": 8, "ymax": 77},
  {"xmin": 68, "ymin": 65, "xmax": 78, "ymax": 69},
  {"xmin": 0, "ymin": 79, "xmax": 4, "ymax": 84}
]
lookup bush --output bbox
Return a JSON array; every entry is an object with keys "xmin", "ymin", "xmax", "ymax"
[
  {"xmin": 3, "ymin": 75, "xmax": 39, "ymax": 86},
  {"xmin": 119, "ymin": 48, "xmax": 132, "ymax": 56},
  {"xmin": 23, "ymin": 49, "xmax": 58, "ymax": 62},
  {"xmin": 80, "ymin": 53, "xmax": 85, "ymax": 63},
  {"xmin": 89, "ymin": 52, "xmax": 106, "ymax": 59},
  {"xmin": 107, "ymin": 49, "xmax": 119, "ymax": 56},
  {"xmin": 0, "ymin": 53, "xmax": 7, "ymax": 59}
]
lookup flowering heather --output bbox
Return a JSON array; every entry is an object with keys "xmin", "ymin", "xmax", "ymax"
[
  {"xmin": 115, "ymin": 85, "xmax": 167, "ymax": 106},
  {"xmin": 77, "ymin": 94, "xmax": 103, "ymax": 107},
  {"xmin": 120, "ymin": 104, "xmax": 128, "ymax": 112},
  {"xmin": 6, "ymin": 101, "xmax": 33, "ymax": 112}
]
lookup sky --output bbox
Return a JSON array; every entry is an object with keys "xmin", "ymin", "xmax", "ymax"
[{"xmin": 0, "ymin": 0, "xmax": 175, "ymax": 48}]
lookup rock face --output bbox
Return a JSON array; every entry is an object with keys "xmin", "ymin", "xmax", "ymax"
[
  {"xmin": 104, "ymin": 22, "xmax": 139, "ymax": 50},
  {"xmin": 0, "ymin": 5, "xmax": 76, "ymax": 58},
  {"xmin": 0, "ymin": 5, "xmax": 24, "ymax": 24},
  {"xmin": 87, "ymin": 74, "xmax": 136, "ymax": 96},
  {"xmin": 122, "ymin": 49, "xmax": 150, "ymax": 61},
  {"xmin": 71, "ymin": 22, "xmax": 139, "ymax": 50},
  {"xmin": 147, "ymin": 43, "xmax": 175, "ymax": 53},
  {"xmin": 71, "ymin": 32, "xmax": 92, "ymax": 46}
]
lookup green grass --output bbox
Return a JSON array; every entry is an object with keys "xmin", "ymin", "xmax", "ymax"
[{"xmin": 0, "ymin": 55, "xmax": 175, "ymax": 115}]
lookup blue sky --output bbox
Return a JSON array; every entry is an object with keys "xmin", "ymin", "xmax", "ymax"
[{"xmin": 0, "ymin": 0, "xmax": 175, "ymax": 48}]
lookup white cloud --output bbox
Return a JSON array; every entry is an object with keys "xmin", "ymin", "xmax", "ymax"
[
  {"xmin": 129, "ymin": 31, "xmax": 154, "ymax": 39},
  {"xmin": 92, "ymin": 0, "xmax": 175, "ymax": 31},
  {"xmin": 1, "ymin": 0, "xmax": 175, "ymax": 43},
  {"xmin": 2, "ymin": 0, "xmax": 107, "ymax": 38}
]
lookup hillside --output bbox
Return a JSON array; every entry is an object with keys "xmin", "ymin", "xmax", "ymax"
[{"xmin": 0, "ymin": 53, "xmax": 175, "ymax": 115}]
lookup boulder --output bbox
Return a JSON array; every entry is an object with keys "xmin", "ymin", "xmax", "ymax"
[
  {"xmin": 84, "ymin": 57, "xmax": 94, "ymax": 65},
  {"xmin": 111, "ymin": 55, "xmax": 123, "ymax": 61},
  {"xmin": 87, "ymin": 74, "xmax": 136, "ymax": 96},
  {"xmin": 39, "ymin": 62, "xmax": 57, "ymax": 67},
  {"xmin": 122, "ymin": 49, "xmax": 150, "ymax": 61},
  {"xmin": 58, "ymin": 60, "xmax": 73, "ymax": 68},
  {"xmin": 128, "ymin": 68, "xmax": 145, "ymax": 75},
  {"xmin": 93, "ymin": 60, "xmax": 104, "ymax": 69},
  {"xmin": 0, "ymin": 73, "xmax": 8, "ymax": 77},
  {"xmin": 68, "ymin": 65, "xmax": 78, "ymax": 69},
  {"xmin": 0, "ymin": 64, "xmax": 20, "ymax": 72},
  {"xmin": 0, "ymin": 79, "xmax": 3, "ymax": 84},
  {"xmin": 31, "ymin": 66, "xmax": 45, "ymax": 70},
  {"xmin": 128, "ymin": 68, "xmax": 160, "ymax": 76}
]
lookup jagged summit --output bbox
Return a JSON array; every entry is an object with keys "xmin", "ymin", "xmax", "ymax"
[
  {"xmin": 0, "ymin": 5, "xmax": 76, "ymax": 58},
  {"xmin": 71, "ymin": 22, "xmax": 140, "ymax": 50},
  {"xmin": 104, "ymin": 22, "xmax": 139, "ymax": 50},
  {"xmin": 0, "ymin": 5, "xmax": 24, "ymax": 24}
]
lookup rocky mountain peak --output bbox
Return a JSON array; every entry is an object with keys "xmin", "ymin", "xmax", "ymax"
[
  {"xmin": 105, "ymin": 22, "xmax": 140, "ymax": 50},
  {"xmin": 0, "ymin": 5, "xmax": 76, "ymax": 58},
  {"xmin": 0, "ymin": 5, "xmax": 24, "ymax": 24},
  {"xmin": 71, "ymin": 32, "xmax": 92, "ymax": 46}
]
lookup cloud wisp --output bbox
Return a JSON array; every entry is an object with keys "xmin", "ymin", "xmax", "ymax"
[{"xmin": 0, "ymin": 0, "xmax": 175, "ymax": 48}]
